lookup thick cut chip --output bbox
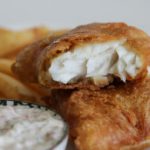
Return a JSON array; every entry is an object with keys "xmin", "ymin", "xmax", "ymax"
[{"xmin": 0, "ymin": 27, "xmax": 50, "ymax": 58}]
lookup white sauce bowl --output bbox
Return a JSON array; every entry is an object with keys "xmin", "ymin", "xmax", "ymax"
[{"xmin": 0, "ymin": 99, "xmax": 68, "ymax": 150}]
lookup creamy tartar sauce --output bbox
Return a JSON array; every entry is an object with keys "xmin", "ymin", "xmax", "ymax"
[{"xmin": 0, "ymin": 105, "xmax": 66, "ymax": 150}]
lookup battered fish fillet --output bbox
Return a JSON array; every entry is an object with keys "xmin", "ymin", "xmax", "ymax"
[
  {"xmin": 12, "ymin": 23, "xmax": 150, "ymax": 90},
  {"xmin": 50, "ymin": 77, "xmax": 150, "ymax": 150}
]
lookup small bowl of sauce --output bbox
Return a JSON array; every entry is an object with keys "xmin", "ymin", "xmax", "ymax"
[{"xmin": 0, "ymin": 99, "xmax": 68, "ymax": 150}]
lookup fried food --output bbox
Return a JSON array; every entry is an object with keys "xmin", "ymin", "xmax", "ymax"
[
  {"xmin": 0, "ymin": 72, "xmax": 39, "ymax": 101},
  {"xmin": 0, "ymin": 58, "xmax": 14, "ymax": 76},
  {"xmin": 0, "ymin": 58, "xmax": 51, "ymax": 105},
  {"xmin": 0, "ymin": 27, "xmax": 62, "ymax": 105},
  {"xmin": 0, "ymin": 27, "xmax": 50, "ymax": 58},
  {"xmin": 50, "ymin": 77, "xmax": 150, "ymax": 150},
  {"xmin": 12, "ymin": 23, "xmax": 150, "ymax": 90}
]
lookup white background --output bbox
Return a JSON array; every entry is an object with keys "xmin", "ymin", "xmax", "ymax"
[{"xmin": 0, "ymin": 0, "xmax": 150, "ymax": 34}]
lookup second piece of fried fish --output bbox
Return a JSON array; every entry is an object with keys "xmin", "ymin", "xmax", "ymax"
[
  {"xmin": 12, "ymin": 23, "xmax": 150, "ymax": 90},
  {"xmin": 50, "ymin": 77, "xmax": 150, "ymax": 150}
]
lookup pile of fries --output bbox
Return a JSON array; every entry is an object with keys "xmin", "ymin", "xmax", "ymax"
[{"xmin": 0, "ymin": 26, "xmax": 55, "ymax": 105}]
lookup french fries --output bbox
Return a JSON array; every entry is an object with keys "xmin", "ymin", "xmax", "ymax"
[
  {"xmin": 0, "ymin": 72, "xmax": 38, "ymax": 100},
  {"xmin": 0, "ymin": 27, "xmax": 53, "ymax": 105},
  {"xmin": 0, "ymin": 59, "xmax": 14, "ymax": 76},
  {"xmin": 0, "ymin": 26, "xmax": 67, "ymax": 105},
  {"xmin": 0, "ymin": 27, "xmax": 49, "ymax": 58}
]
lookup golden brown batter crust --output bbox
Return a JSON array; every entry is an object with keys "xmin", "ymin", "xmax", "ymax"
[
  {"xmin": 50, "ymin": 77, "xmax": 150, "ymax": 150},
  {"xmin": 12, "ymin": 23, "xmax": 150, "ymax": 89}
]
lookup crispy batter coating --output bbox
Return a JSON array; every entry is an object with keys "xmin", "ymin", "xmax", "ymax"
[
  {"xmin": 50, "ymin": 77, "xmax": 150, "ymax": 150},
  {"xmin": 12, "ymin": 23, "xmax": 150, "ymax": 90},
  {"xmin": 12, "ymin": 31, "xmax": 67, "ymax": 83}
]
